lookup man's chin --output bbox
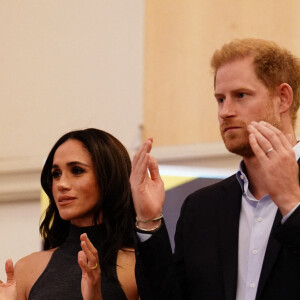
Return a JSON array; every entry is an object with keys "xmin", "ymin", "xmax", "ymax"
[{"xmin": 225, "ymin": 144, "xmax": 254, "ymax": 158}]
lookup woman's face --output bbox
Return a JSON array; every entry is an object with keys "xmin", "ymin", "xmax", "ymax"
[{"xmin": 51, "ymin": 139, "xmax": 100, "ymax": 227}]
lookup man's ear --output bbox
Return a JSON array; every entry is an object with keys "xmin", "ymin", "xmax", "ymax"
[{"xmin": 277, "ymin": 83, "xmax": 293, "ymax": 114}]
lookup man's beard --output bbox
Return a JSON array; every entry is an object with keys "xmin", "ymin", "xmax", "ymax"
[
  {"xmin": 221, "ymin": 121, "xmax": 253, "ymax": 157},
  {"xmin": 220, "ymin": 107, "xmax": 281, "ymax": 158}
]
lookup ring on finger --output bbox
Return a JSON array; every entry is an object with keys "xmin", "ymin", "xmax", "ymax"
[
  {"xmin": 265, "ymin": 147, "xmax": 274, "ymax": 154},
  {"xmin": 89, "ymin": 262, "xmax": 98, "ymax": 270}
]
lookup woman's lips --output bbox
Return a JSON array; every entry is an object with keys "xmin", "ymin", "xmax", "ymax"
[{"xmin": 57, "ymin": 196, "xmax": 76, "ymax": 205}]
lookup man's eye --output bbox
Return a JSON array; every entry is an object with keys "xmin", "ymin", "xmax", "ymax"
[
  {"xmin": 72, "ymin": 166, "xmax": 85, "ymax": 175},
  {"xmin": 238, "ymin": 93, "xmax": 245, "ymax": 98},
  {"xmin": 217, "ymin": 98, "xmax": 224, "ymax": 103},
  {"xmin": 51, "ymin": 170, "xmax": 61, "ymax": 179}
]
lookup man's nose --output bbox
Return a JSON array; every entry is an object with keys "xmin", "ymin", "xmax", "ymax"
[{"xmin": 219, "ymin": 97, "xmax": 237, "ymax": 119}]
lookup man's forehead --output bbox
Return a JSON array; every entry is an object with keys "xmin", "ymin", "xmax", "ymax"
[
  {"xmin": 213, "ymin": 56, "xmax": 256, "ymax": 89},
  {"xmin": 216, "ymin": 56, "xmax": 255, "ymax": 73},
  {"xmin": 214, "ymin": 57, "xmax": 263, "ymax": 93}
]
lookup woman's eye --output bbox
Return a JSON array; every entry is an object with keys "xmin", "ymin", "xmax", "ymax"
[
  {"xmin": 72, "ymin": 166, "xmax": 85, "ymax": 175},
  {"xmin": 51, "ymin": 170, "xmax": 61, "ymax": 179}
]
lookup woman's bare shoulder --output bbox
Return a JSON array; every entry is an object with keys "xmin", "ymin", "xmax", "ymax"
[
  {"xmin": 117, "ymin": 248, "xmax": 138, "ymax": 300},
  {"xmin": 14, "ymin": 248, "xmax": 56, "ymax": 299},
  {"xmin": 15, "ymin": 249, "xmax": 55, "ymax": 269}
]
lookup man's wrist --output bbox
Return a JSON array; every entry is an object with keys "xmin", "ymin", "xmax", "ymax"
[
  {"xmin": 281, "ymin": 202, "xmax": 300, "ymax": 223},
  {"xmin": 135, "ymin": 214, "xmax": 163, "ymax": 232}
]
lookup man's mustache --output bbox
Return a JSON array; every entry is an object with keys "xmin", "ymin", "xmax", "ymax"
[{"xmin": 220, "ymin": 120, "xmax": 247, "ymax": 133}]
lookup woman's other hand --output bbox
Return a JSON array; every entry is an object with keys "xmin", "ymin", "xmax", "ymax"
[
  {"xmin": 0, "ymin": 259, "xmax": 17, "ymax": 300},
  {"xmin": 78, "ymin": 234, "xmax": 102, "ymax": 300}
]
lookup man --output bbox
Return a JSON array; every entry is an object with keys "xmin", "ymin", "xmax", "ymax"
[{"xmin": 131, "ymin": 39, "xmax": 300, "ymax": 300}]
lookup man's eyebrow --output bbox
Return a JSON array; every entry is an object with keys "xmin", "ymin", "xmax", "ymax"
[
  {"xmin": 214, "ymin": 92, "xmax": 224, "ymax": 98},
  {"xmin": 214, "ymin": 88, "xmax": 252, "ymax": 97}
]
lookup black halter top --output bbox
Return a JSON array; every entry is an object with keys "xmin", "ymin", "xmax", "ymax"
[{"xmin": 28, "ymin": 224, "xmax": 127, "ymax": 300}]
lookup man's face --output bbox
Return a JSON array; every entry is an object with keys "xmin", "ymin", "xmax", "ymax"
[{"xmin": 214, "ymin": 57, "xmax": 281, "ymax": 157}]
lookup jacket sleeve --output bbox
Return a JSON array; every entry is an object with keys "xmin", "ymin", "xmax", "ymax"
[
  {"xmin": 273, "ymin": 205, "xmax": 300, "ymax": 257},
  {"xmin": 135, "ymin": 219, "xmax": 183, "ymax": 300}
]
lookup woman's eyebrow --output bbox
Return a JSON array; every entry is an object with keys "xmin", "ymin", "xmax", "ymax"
[
  {"xmin": 51, "ymin": 161, "xmax": 90, "ymax": 169},
  {"xmin": 66, "ymin": 161, "xmax": 90, "ymax": 167}
]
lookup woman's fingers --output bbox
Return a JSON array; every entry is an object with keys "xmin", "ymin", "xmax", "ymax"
[
  {"xmin": 78, "ymin": 250, "xmax": 89, "ymax": 273},
  {"xmin": 79, "ymin": 234, "xmax": 102, "ymax": 300},
  {"xmin": 80, "ymin": 234, "xmax": 99, "ymax": 271},
  {"xmin": 5, "ymin": 259, "xmax": 14, "ymax": 284}
]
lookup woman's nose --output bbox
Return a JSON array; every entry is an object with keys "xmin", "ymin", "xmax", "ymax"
[{"xmin": 56, "ymin": 174, "xmax": 71, "ymax": 191}]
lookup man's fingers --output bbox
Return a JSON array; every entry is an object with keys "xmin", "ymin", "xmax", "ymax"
[
  {"xmin": 248, "ymin": 121, "xmax": 296, "ymax": 164},
  {"xmin": 148, "ymin": 157, "xmax": 162, "ymax": 182},
  {"xmin": 248, "ymin": 133, "xmax": 270, "ymax": 163},
  {"xmin": 132, "ymin": 138, "xmax": 153, "ymax": 170},
  {"xmin": 134, "ymin": 140, "xmax": 152, "ymax": 170},
  {"xmin": 130, "ymin": 141, "xmax": 153, "ymax": 187},
  {"xmin": 248, "ymin": 124, "xmax": 274, "ymax": 154},
  {"xmin": 254, "ymin": 121, "xmax": 291, "ymax": 150}
]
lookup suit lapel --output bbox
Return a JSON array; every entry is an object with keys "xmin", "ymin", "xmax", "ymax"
[
  {"xmin": 256, "ymin": 159, "xmax": 300, "ymax": 299},
  {"xmin": 218, "ymin": 176, "xmax": 242, "ymax": 300}
]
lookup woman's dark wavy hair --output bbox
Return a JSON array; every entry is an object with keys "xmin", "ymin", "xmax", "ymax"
[{"xmin": 40, "ymin": 128, "xmax": 136, "ymax": 278}]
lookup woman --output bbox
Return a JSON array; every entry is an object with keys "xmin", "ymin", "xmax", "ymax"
[{"xmin": 0, "ymin": 128, "xmax": 139, "ymax": 300}]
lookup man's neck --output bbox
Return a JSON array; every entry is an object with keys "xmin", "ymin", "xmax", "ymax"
[{"xmin": 242, "ymin": 157, "xmax": 268, "ymax": 199}]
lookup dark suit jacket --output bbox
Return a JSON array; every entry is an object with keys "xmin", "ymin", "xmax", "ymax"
[{"xmin": 136, "ymin": 165, "xmax": 300, "ymax": 300}]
